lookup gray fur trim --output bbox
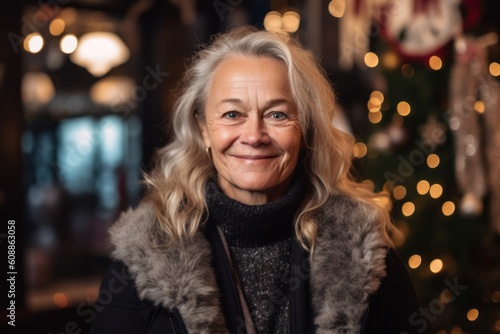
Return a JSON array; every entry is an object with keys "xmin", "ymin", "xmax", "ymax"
[
  {"xmin": 110, "ymin": 202, "xmax": 229, "ymax": 334},
  {"xmin": 109, "ymin": 196, "xmax": 388, "ymax": 333},
  {"xmin": 310, "ymin": 196, "xmax": 389, "ymax": 334}
]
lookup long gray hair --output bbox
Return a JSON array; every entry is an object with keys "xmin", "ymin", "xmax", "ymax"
[{"xmin": 144, "ymin": 26, "xmax": 398, "ymax": 251}]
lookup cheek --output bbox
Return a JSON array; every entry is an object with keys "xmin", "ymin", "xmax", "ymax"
[{"xmin": 207, "ymin": 126, "xmax": 237, "ymax": 151}]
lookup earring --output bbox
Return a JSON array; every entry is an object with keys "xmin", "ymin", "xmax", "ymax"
[{"xmin": 205, "ymin": 147, "xmax": 212, "ymax": 160}]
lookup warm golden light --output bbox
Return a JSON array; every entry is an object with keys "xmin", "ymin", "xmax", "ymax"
[
  {"xmin": 492, "ymin": 291, "xmax": 500, "ymax": 303},
  {"xmin": 393, "ymin": 185, "xmax": 407, "ymax": 200},
  {"xmin": 353, "ymin": 142, "xmax": 368, "ymax": 158},
  {"xmin": 281, "ymin": 11, "xmax": 300, "ymax": 33},
  {"xmin": 430, "ymin": 259, "xmax": 443, "ymax": 273},
  {"xmin": 467, "ymin": 308, "xmax": 479, "ymax": 321},
  {"xmin": 494, "ymin": 319, "xmax": 500, "ymax": 331},
  {"xmin": 442, "ymin": 201, "xmax": 455, "ymax": 216},
  {"xmin": 370, "ymin": 91, "xmax": 384, "ymax": 105},
  {"xmin": 49, "ymin": 18, "xmax": 65, "ymax": 36},
  {"xmin": 474, "ymin": 100, "xmax": 485, "ymax": 114},
  {"xmin": 427, "ymin": 154, "xmax": 440, "ymax": 168},
  {"xmin": 383, "ymin": 181, "xmax": 394, "ymax": 193},
  {"xmin": 402, "ymin": 202, "xmax": 415, "ymax": 216},
  {"xmin": 440, "ymin": 289, "xmax": 454, "ymax": 303},
  {"xmin": 90, "ymin": 75, "xmax": 136, "ymax": 106},
  {"xmin": 24, "ymin": 33, "xmax": 44, "ymax": 53},
  {"xmin": 364, "ymin": 52, "xmax": 379, "ymax": 68},
  {"xmin": 264, "ymin": 11, "xmax": 282, "ymax": 31},
  {"xmin": 60, "ymin": 34, "xmax": 78, "ymax": 54},
  {"xmin": 53, "ymin": 293, "xmax": 68, "ymax": 308},
  {"xmin": 397, "ymin": 101, "xmax": 411, "ymax": 116},
  {"xmin": 70, "ymin": 32, "xmax": 130, "ymax": 77},
  {"xmin": 490, "ymin": 62, "xmax": 500, "ymax": 77},
  {"xmin": 430, "ymin": 184, "xmax": 443, "ymax": 198},
  {"xmin": 367, "ymin": 99, "xmax": 381, "ymax": 113},
  {"xmin": 401, "ymin": 64, "xmax": 414, "ymax": 78},
  {"xmin": 408, "ymin": 254, "xmax": 422, "ymax": 269},
  {"xmin": 22, "ymin": 72, "xmax": 55, "ymax": 107},
  {"xmin": 417, "ymin": 180, "xmax": 430, "ymax": 195},
  {"xmin": 361, "ymin": 180, "xmax": 375, "ymax": 192},
  {"xmin": 382, "ymin": 51, "xmax": 399, "ymax": 69},
  {"xmin": 368, "ymin": 111, "xmax": 382, "ymax": 124},
  {"xmin": 429, "ymin": 55, "xmax": 442, "ymax": 70},
  {"xmin": 328, "ymin": 0, "xmax": 346, "ymax": 18}
]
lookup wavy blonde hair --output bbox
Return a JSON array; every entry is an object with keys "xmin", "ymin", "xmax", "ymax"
[{"xmin": 144, "ymin": 26, "xmax": 399, "ymax": 251}]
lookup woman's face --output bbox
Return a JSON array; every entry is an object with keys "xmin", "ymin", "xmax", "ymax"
[{"xmin": 199, "ymin": 56, "xmax": 302, "ymax": 205}]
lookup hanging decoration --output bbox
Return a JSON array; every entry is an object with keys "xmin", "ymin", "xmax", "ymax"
[
  {"xmin": 447, "ymin": 33, "xmax": 500, "ymax": 233},
  {"xmin": 380, "ymin": 0, "xmax": 463, "ymax": 61}
]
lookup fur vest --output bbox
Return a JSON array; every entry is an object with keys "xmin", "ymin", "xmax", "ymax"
[{"xmin": 109, "ymin": 195, "xmax": 389, "ymax": 333}]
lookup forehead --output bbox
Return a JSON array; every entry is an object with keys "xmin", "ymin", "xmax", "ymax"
[{"xmin": 209, "ymin": 55, "xmax": 290, "ymax": 92}]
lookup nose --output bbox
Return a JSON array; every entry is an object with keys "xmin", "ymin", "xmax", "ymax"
[{"xmin": 239, "ymin": 116, "xmax": 270, "ymax": 147}]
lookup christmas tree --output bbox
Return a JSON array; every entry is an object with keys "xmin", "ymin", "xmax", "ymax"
[{"xmin": 331, "ymin": 0, "xmax": 500, "ymax": 332}]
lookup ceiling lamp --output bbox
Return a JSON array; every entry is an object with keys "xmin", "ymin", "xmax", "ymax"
[
  {"xmin": 70, "ymin": 32, "xmax": 129, "ymax": 77},
  {"xmin": 90, "ymin": 75, "xmax": 135, "ymax": 107}
]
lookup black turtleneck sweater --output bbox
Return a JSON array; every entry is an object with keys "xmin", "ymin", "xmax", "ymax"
[{"xmin": 205, "ymin": 175, "xmax": 308, "ymax": 334}]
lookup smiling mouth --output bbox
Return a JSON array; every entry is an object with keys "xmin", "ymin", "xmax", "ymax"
[{"xmin": 233, "ymin": 155, "xmax": 277, "ymax": 159}]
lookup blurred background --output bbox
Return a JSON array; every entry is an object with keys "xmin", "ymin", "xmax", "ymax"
[{"xmin": 0, "ymin": 0, "xmax": 500, "ymax": 333}]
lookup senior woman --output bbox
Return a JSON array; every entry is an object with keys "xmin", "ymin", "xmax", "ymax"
[{"xmin": 91, "ymin": 26, "xmax": 421, "ymax": 334}]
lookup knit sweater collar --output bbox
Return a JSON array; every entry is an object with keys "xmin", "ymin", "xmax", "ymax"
[{"xmin": 205, "ymin": 171, "xmax": 309, "ymax": 247}]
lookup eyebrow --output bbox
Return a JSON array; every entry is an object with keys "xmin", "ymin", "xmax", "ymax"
[{"xmin": 217, "ymin": 98, "xmax": 293, "ymax": 109}]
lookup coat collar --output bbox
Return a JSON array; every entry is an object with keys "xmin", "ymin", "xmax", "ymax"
[{"xmin": 110, "ymin": 195, "xmax": 388, "ymax": 333}]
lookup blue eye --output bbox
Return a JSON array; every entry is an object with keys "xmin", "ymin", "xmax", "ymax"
[
  {"xmin": 224, "ymin": 111, "xmax": 239, "ymax": 119},
  {"xmin": 270, "ymin": 112, "xmax": 286, "ymax": 119}
]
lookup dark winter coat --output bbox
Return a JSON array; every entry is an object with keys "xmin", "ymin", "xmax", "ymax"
[{"xmin": 90, "ymin": 195, "xmax": 422, "ymax": 333}]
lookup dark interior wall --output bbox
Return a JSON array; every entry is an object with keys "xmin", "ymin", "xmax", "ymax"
[{"xmin": 0, "ymin": 2, "xmax": 25, "ymax": 312}]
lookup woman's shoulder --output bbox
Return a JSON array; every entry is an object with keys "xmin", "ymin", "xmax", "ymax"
[{"xmin": 316, "ymin": 194, "xmax": 383, "ymax": 237}]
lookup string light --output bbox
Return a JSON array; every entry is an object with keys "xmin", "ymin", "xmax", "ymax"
[
  {"xmin": 417, "ymin": 180, "xmax": 430, "ymax": 195},
  {"xmin": 490, "ymin": 62, "xmax": 500, "ymax": 77},
  {"xmin": 353, "ymin": 142, "xmax": 368, "ymax": 158},
  {"xmin": 53, "ymin": 293, "xmax": 68, "ymax": 308},
  {"xmin": 408, "ymin": 254, "xmax": 422, "ymax": 269},
  {"xmin": 364, "ymin": 52, "xmax": 379, "ymax": 68},
  {"xmin": 281, "ymin": 11, "xmax": 300, "ymax": 33},
  {"xmin": 429, "ymin": 184, "xmax": 443, "ymax": 198},
  {"xmin": 440, "ymin": 289, "xmax": 454, "ymax": 303},
  {"xmin": 429, "ymin": 55, "xmax": 443, "ymax": 70},
  {"xmin": 382, "ymin": 51, "xmax": 399, "ymax": 69},
  {"xmin": 474, "ymin": 100, "xmax": 485, "ymax": 114},
  {"xmin": 467, "ymin": 308, "xmax": 479, "ymax": 321},
  {"xmin": 442, "ymin": 201, "xmax": 455, "ymax": 216},
  {"xmin": 60, "ymin": 34, "xmax": 78, "ymax": 54},
  {"xmin": 49, "ymin": 18, "xmax": 65, "ymax": 36},
  {"xmin": 495, "ymin": 319, "xmax": 500, "ymax": 331},
  {"xmin": 450, "ymin": 326, "xmax": 462, "ymax": 334},
  {"xmin": 397, "ymin": 101, "xmax": 411, "ymax": 116},
  {"xmin": 328, "ymin": 0, "xmax": 346, "ymax": 18},
  {"xmin": 370, "ymin": 91, "xmax": 384, "ymax": 105},
  {"xmin": 367, "ymin": 99, "xmax": 381, "ymax": 113},
  {"xmin": 402, "ymin": 202, "xmax": 415, "ymax": 216},
  {"xmin": 383, "ymin": 181, "xmax": 394, "ymax": 193},
  {"xmin": 492, "ymin": 291, "xmax": 500, "ymax": 303},
  {"xmin": 361, "ymin": 180, "xmax": 375, "ymax": 191},
  {"xmin": 427, "ymin": 154, "xmax": 440, "ymax": 168},
  {"xmin": 368, "ymin": 111, "xmax": 382, "ymax": 124},
  {"xmin": 263, "ymin": 11, "xmax": 282, "ymax": 31},
  {"xmin": 24, "ymin": 33, "xmax": 44, "ymax": 53},
  {"xmin": 430, "ymin": 259, "xmax": 443, "ymax": 273},
  {"xmin": 393, "ymin": 185, "xmax": 407, "ymax": 200}
]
